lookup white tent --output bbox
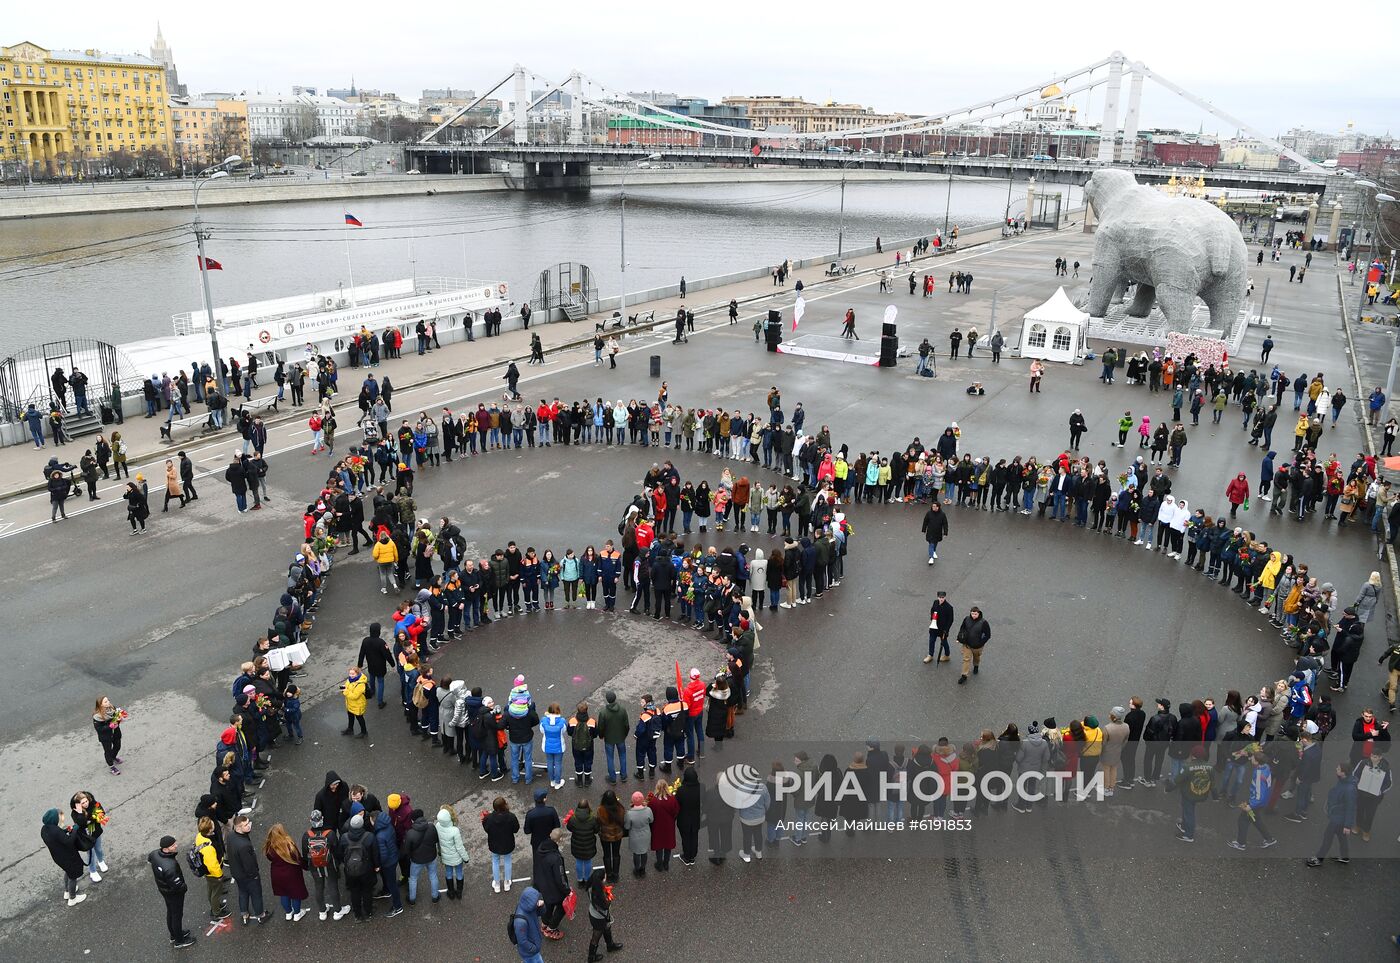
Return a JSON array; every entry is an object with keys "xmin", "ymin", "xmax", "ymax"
[{"xmin": 1018, "ymin": 286, "xmax": 1088, "ymax": 364}]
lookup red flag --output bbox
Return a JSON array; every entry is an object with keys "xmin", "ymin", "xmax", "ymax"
[
  {"xmin": 197, "ymin": 255, "xmax": 223, "ymax": 271},
  {"xmin": 675, "ymin": 661, "xmax": 684, "ymax": 699}
]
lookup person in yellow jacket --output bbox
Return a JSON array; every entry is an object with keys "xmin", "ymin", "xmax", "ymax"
[
  {"xmin": 1079, "ymin": 716, "xmax": 1105, "ymax": 800},
  {"xmin": 833, "ymin": 455, "xmax": 850, "ymax": 503},
  {"xmin": 196, "ymin": 816, "xmax": 230, "ymax": 922},
  {"xmin": 341, "ymin": 667, "xmax": 369, "ymax": 737},
  {"xmin": 372, "ymin": 531, "xmax": 399, "ymax": 595},
  {"xmin": 1256, "ymin": 551, "xmax": 1283, "ymax": 614}
]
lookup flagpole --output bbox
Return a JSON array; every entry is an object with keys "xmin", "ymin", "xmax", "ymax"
[
  {"xmin": 408, "ymin": 226, "xmax": 417, "ymax": 288},
  {"xmin": 344, "ymin": 224, "xmax": 357, "ymax": 307}
]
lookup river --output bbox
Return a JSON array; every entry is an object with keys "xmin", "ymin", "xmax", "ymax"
[{"xmin": 0, "ymin": 177, "xmax": 1081, "ymax": 347}]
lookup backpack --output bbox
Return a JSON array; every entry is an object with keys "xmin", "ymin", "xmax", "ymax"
[
  {"xmin": 412, "ymin": 682, "xmax": 430, "ymax": 709},
  {"xmin": 665, "ymin": 710, "xmax": 685, "ymax": 741},
  {"xmin": 306, "ymin": 829, "xmax": 331, "ymax": 869},
  {"xmin": 507, "ymin": 912, "xmax": 528, "ymax": 945},
  {"xmin": 342, "ymin": 839, "xmax": 370, "ymax": 878},
  {"xmin": 572, "ymin": 719, "xmax": 595, "ymax": 752},
  {"xmin": 186, "ymin": 841, "xmax": 210, "ymax": 878}
]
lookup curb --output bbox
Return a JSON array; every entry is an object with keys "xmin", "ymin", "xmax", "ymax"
[{"xmin": 1336, "ymin": 272, "xmax": 1400, "ymax": 643}]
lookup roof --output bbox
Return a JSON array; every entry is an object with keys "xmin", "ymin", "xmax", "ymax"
[
  {"xmin": 608, "ymin": 116, "xmax": 703, "ymax": 130},
  {"xmin": 50, "ymin": 48, "xmax": 161, "ymax": 67},
  {"xmin": 1024, "ymin": 287, "xmax": 1088, "ymax": 326}
]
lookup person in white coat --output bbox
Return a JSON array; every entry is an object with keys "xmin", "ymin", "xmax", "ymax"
[{"xmin": 748, "ymin": 550, "xmax": 768, "ymax": 611}]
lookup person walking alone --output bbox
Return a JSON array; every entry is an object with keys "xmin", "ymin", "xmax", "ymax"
[
  {"xmin": 956, "ymin": 606, "xmax": 990, "ymax": 685},
  {"xmin": 920, "ymin": 501, "xmax": 949, "ymax": 563}
]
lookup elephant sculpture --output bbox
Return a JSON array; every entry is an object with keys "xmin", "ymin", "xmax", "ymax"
[{"xmin": 1083, "ymin": 169, "xmax": 1247, "ymax": 335}]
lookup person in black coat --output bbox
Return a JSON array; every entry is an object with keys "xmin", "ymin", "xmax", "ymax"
[
  {"xmin": 1120, "ymin": 698, "xmax": 1147, "ymax": 787},
  {"xmin": 226, "ymin": 813, "xmax": 268, "ymax": 924},
  {"xmin": 920, "ymin": 504, "xmax": 949, "ymax": 562},
  {"xmin": 356, "ymin": 623, "xmax": 392, "ymax": 709},
  {"xmin": 149, "ymin": 835, "xmax": 193, "ymax": 946},
  {"xmin": 533, "ymin": 833, "xmax": 570, "ymax": 937},
  {"xmin": 41, "ymin": 808, "xmax": 86, "ymax": 905},
  {"xmin": 675, "ymin": 767, "xmax": 702, "ymax": 864},
  {"xmin": 314, "ymin": 772, "xmax": 351, "ymax": 833},
  {"xmin": 925, "ymin": 591, "xmax": 955, "ymax": 664}
]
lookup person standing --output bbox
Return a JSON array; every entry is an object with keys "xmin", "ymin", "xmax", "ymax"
[
  {"xmin": 149, "ymin": 834, "xmax": 195, "ymax": 947},
  {"xmin": 228, "ymin": 812, "xmax": 271, "ymax": 925},
  {"xmin": 585, "ymin": 866, "xmax": 624, "ymax": 961},
  {"xmin": 1306, "ymin": 764, "xmax": 1358, "ymax": 866},
  {"xmin": 924, "ymin": 591, "xmax": 954, "ymax": 664},
  {"xmin": 678, "ymin": 276, "xmax": 687, "ymax": 300},
  {"xmin": 194, "ymin": 817, "xmax": 230, "ymax": 922},
  {"xmin": 92, "ymin": 695, "xmax": 124, "ymax": 775},
  {"xmin": 340, "ymin": 666, "xmax": 369, "ymax": 737},
  {"xmin": 1229, "ymin": 752, "xmax": 1277, "ymax": 851},
  {"xmin": 265, "ymin": 824, "xmax": 309, "ymax": 922},
  {"xmin": 41, "ymin": 808, "xmax": 87, "ymax": 907},
  {"xmin": 920, "ymin": 501, "xmax": 949, "ymax": 563},
  {"xmin": 956, "ymin": 606, "xmax": 990, "ymax": 684},
  {"xmin": 301, "ymin": 811, "xmax": 349, "ymax": 921}
]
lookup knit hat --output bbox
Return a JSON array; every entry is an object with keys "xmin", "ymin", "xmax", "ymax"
[
  {"xmin": 1111, "ymin": 706, "xmax": 1126, "ymax": 718},
  {"xmin": 1156, "ymin": 698, "xmax": 1171, "ymax": 711},
  {"xmin": 1027, "ymin": 722, "xmax": 1042, "ymax": 735},
  {"xmin": 42, "ymin": 808, "xmax": 59, "ymax": 826},
  {"xmin": 1042, "ymin": 717, "xmax": 1057, "ymax": 730},
  {"xmin": 689, "ymin": 668, "xmax": 701, "ymax": 679},
  {"xmin": 533, "ymin": 788, "xmax": 548, "ymax": 803},
  {"xmin": 387, "ymin": 793, "xmax": 401, "ymax": 810},
  {"xmin": 514, "ymin": 674, "xmax": 526, "ymax": 686},
  {"xmin": 631, "ymin": 791, "xmax": 645, "ymax": 806},
  {"xmin": 310, "ymin": 810, "xmax": 324, "ymax": 828},
  {"xmin": 1084, "ymin": 716, "xmax": 1099, "ymax": 729},
  {"xmin": 349, "ymin": 813, "xmax": 364, "ymax": 830},
  {"xmin": 605, "ymin": 690, "xmax": 617, "ymax": 704},
  {"xmin": 220, "ymin": 727, "xmax": 237, "ymax": 745},
  {"xmin": 160, "ymin": 835, "xmax": 177, "ymax": 849}
]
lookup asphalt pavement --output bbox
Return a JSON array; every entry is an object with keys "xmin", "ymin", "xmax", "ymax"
[{"xmin": 4, "ymin": 227, "xmax": 1397, "ymax": 963}]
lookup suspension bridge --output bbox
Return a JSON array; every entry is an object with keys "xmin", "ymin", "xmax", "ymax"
[{"xmin": 404, "ymin": 52, "xmax": 1336, "ymax": 195}]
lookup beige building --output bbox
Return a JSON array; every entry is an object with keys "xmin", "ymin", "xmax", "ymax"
[
  {"xmin": 169, "ymin": 97, "xmax": 249, "ymax": 170},
  {"xmin": 1, "ymin": 40, "xmax": 172, "ymax": 176},
  {"xmin": 719, "ymin": 94, "xmax": 905, "ymax": 134}
]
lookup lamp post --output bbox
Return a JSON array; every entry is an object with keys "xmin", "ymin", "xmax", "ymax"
[
  {"xmin": 1353, "ymin": 184, "xmax": 1396, "ymax": 327},
  {"xmin": 192, "ymin": 154, "xmax": 242, "ymax": 395},
  {"xmin": 618, "ymin": 152, "xmax": 662, "ymax": 325}
]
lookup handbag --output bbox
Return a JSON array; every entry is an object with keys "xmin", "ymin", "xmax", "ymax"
[{"xmin": 562, "ymin": 889, "xmax": 578, "ymax": 920}]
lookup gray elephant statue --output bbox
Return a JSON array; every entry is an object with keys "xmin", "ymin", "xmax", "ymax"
[{"xmin": 1083, "ymin": 169, "xmax": 1247, "ymax": 335}]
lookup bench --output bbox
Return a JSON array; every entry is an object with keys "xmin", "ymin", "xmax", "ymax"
[
  {"xmin": 160, "ymin": 411, "xmax": 223, "ymax": 442},
  {"xmin": 235, "ymin": 395, "xmax": 281, "ymax": 419}
]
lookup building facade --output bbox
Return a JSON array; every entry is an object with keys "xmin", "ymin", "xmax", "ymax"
[
  {"xmin": 606, "ymin": 116, "xmax": 702, "ymax": 147},
  {"xmin": 242, "ymin": 92, "xmax": 363, "ymax": 143},
  {"xmin": 1, "ymin": 41, "xmax": 171, "ymax": 176},
  {"xmin": 149, "ymin": 23, "xmax": 185, "ymax": 98},
  {"xmin": 719, "ymin": 94, "xmax": 903, "ymax": 134},
  {"xmin": 168, "ymin": 96, "xmax": 249, "ymax": 170}
]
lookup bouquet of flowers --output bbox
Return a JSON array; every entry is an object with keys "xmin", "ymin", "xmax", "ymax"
[
  {"xmin": 107, "ymin": 707, "xmax": 129, "ymax": 730},
  {"xmin": 254, "ymin": 693, "xmax": 275, "ymax": 715},
  {"xmin": 92, "ymin": 801, "xmax": 109, "ymax": 827}
]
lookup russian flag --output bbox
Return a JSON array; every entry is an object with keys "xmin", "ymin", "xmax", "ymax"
[{"xmin": 344, "ymin": 212, "xmax": 363, "ymax": 227}]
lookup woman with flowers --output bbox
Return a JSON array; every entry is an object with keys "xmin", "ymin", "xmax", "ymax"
[
  {"xmin": 92, "ymin": 695, "xmax": 126, "ymax": 775},
  {"xmin": 70, "ymin": 791, "xmax": 108, "ymax": 882}
]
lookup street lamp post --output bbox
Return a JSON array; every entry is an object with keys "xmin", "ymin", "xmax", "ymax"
[
  {"xmin": 1353, "ymin": 184, "xmax": 1396, "ymax": 327},
  {"xmin": 192, "ymin": 154, "xmax": 242, "ymax": 396},
  {"xmin": 618, "ymin": 152, "xmax": 662, "ymax": 325}
]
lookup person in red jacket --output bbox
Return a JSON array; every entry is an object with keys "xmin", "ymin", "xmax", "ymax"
[
  {"xmin": 681, "ymin": 668, "xmax": 707, "ymax": 762},
  {"xmin": 1225, "ymin": 473, "xmax": 1250, "ymax": 519},
  {"xmin": 634, "ymin": 518, "xmax": 655, "ymax": 553}
]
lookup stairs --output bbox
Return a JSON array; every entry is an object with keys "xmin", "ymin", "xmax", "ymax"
[
  {"xmin": 62, "ymin": 408, "xmax": 103, "ymax": 439},
  {"xmin": 561, "ymin": 302, "xmax": 588, "ymax": 323}
]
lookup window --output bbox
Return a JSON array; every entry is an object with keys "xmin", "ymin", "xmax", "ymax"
[
  {"xmin": 1027, "ymin": 323, "xmax": 1047, "ymax": 349},
  {"xmin": 1052, "ymin": 327, "xmax": 1073, "ymax": 352}
]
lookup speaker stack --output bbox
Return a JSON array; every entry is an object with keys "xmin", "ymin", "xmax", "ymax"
[
  {"xmin": 765, "ymin": 309, "xmax": 783, "ymax": 352},
  {"xmin": 879, "ymin": 321, "xmax": 898, "ymax": 367}
]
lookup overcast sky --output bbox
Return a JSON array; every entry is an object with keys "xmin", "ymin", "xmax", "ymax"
[{"xmin": 7, "ymin": 0, "xmax": 1392, "ymax": 137}]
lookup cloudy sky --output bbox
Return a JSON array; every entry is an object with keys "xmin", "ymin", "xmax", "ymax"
[{"xmin": 7, "ymin": 0, "xmax": 1391, "ymax": 137}]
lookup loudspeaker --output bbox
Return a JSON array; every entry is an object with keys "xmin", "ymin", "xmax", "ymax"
[
  {"xmin": 765, "ymin": 310, "xmax": 783, "ymax": 352},
  {"xmin": 882, "ymin": 321, "xmax": 897, "ymax": 338},
  {"xmin": 649, "ymin": 354, "xmax": 661, "ymax": 377},
  {"xmin": 879, "ymin": 334, "xmax": 898, "ymax": 368}
]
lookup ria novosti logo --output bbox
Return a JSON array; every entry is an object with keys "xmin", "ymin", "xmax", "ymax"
[{"xmin": 716, "ymin": 764, "xmax": 766, "ymax": 810}]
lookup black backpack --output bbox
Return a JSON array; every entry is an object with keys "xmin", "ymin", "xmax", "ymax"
[
  {"xmin": 507, "ymin": 912, "xmax": 528, "ymax": 945},
  {"xmin": 342, "ymin": 840, "xmax": 370, "ymax": 879},
  {"xmin": 186, "ymin": 841, "xmax": 210, "ymax": 878}
]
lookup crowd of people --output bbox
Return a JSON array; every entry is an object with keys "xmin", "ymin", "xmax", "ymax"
[{"xmin": 35, "ymin": 336, "xmax": 1400, "ymax": 957}]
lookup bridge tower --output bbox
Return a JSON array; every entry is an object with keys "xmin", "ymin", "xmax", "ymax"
[
  {"xmin": 1095, "ymin": 51, "xmax": 1125, "ymax": 164},
  {"xmin": 513, "ymin": 65, "xmax": 529, "ymax": 145},
  {"xmin": 568, "ymin": 72, "xmax": 584, "ymax": 146},
  {"xmin": 1118, "ymin": 63, "xmax": 1145, "ymax": 162}
]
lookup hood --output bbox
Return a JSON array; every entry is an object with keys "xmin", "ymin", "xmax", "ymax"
[
  {"xmin": 666, "ymin": 685, "xmax": 680, "ymax": 702},
  {"xmin": 436, "ymin": 809, "xmax": 454, "ymax": 830},
  {"xmin": 449, "ymin": 679, "xmax": 466, "ymax": 692},
  {"xmin": 368, "ymin": 622, "xmax": 382, "ymax": 638},
  {"xmin": 1266, "ymin": 450, "xmax": 1277, "ymax": 459},
  {"xmin": 375, "ymin": 811, "xmax": 393, "ymax": 833},
  {"xmin": 517, "ymin": 887, "xmax": 542, "ymax": 916},
  {"xmin": 323, "ymin": 770, "xmax": 342, "ymax": 791},
  {"xmin": 682, "ymin": 768, "xmax": 700, "ymax": 786},
  {"xmin": 753, "ymin": 548, "xmax": 765, "ymax": 560}
]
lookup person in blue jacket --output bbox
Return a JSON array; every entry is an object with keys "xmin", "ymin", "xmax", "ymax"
[
  {"xmin": 372, "ymin": 811, "xmax": 404, "ymax": 914},
  {"xmin": 511, "ymin": 887, "xmax": 545, "ymax": 963},
  {"xmin": 1229, "ymin": 752, "xmax": 1276, "ymax": 851},
  {"xmin": 1307, "ymin": 763, "xmax": 1358, "ymax": 866}
]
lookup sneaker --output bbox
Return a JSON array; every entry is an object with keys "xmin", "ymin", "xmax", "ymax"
[
  {"xmin": 333, "ymin": 905, "xmax": 351, "ymax": 920},
  {"xmin": 923, "ymin": 655, "xmax": 933, "ymax": 664},
  {"xmin": 1305, "ymin": 857, "xmax": 1321, "ymax": 867},
  {"xmin": 1260, "ymin": 838, "xmax": 1277, "ymax": 849},
  {"xmin": 739, "ymin": 850, "xmax": 752, "ymax": 863},
  {"xmin": 1281, "ymin": 790, "xmax": 1294, "ymax": 799},
  {"xmin": 319, "ymin": 911, "xmax": 328, "ymax": 921},
  {"xmin": 173, "ymin": 935, "xmax": 196, "ymax": 948},
  {"xmin": 927, "ymin": 558, "xmax": 935, "ymax": 566},
  {"xmin": 97, "ymin": 861, "xmax": 108, "ymax": 873},
  {"xmin": 1334, "ymin": 857, "xmax": 1350, "ymax": 864},
  {"xmin": 1228, "ymin": 841, "xmax": 1246, "ymax": 851},
  {"xmin": 89, "ymin": 871, "xmax": 101, "ymax": 883},
  {"xmin": 1176, "ymin": 833, "xmax": 1194, "ymax": 842},
  {"xmin": 66, "ymin": 894, "xmax": 87, "ymax": 907},
  {"xmin": 293, "ymin": 909, "xmax": 309, "ymax": 921},
  {"xmin": 386, "ymin": 907, "xmax": 404, "ymax": 918},
  {"xmin": 1284, "ymin": 814, "xmax": 1306, "ymax": 823},
  {"xmin": 504, "ymin": 879, "xmax": 512, "ymax": 891},
  {"xmin": 256, "ymin": 912, "xmax": 272, "ymax": 924},
  {"xmin": 754, "ymin": 848, "xmax": 764, "ymax": 860}
]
